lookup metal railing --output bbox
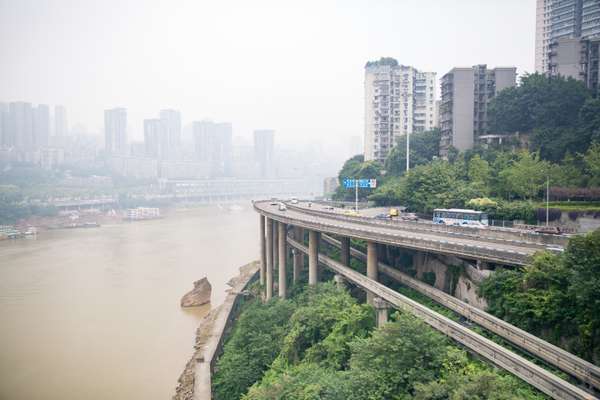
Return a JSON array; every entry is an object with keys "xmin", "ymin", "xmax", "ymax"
[
  {"xmin": 256, "ymin": 202, "xmax": 532, "ymax": 265},
  {"xmin": 286, "ymin": 202, "xmax": 568, "ymax": 247},
  {"xmin": 321, "ymin": 234, "xmax": 600, "ymax": 392},
  {"xmin": 286, "ymin": 236, "xmax": 597, "ymax": 400}
]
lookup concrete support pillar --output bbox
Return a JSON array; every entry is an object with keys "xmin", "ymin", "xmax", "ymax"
[
  {"xmin": 265, "ymin": 218, "xmax": 274, "ymax": 300},
  {"xmin": 308, "ymin": 230, "xmax": 320, "ymax": 285},
  {"xmin": 372, "ymin": 297, "xmax": 390, "ymax": 327},
  {"xmin": 292, "ymin": 227, "xmax": 303, "ymax": 283},
  {"xmin": 272, "ymin": 219, "xmax": 278, "ymax": 271},
  {"xmin": 340, "ymin": 237, "xmax": 351, "ymax": 266},
  {"xmin": 259, "ymin": 215, "xmax": 266, "ymax": 286},
  {"xmin": 366, "ymin": 241, "xmax": 378, "ymax": 304},
  {"xmin": 278, "ymin": 222, "xmax": 287, "ymax": 298},
  {"xmin": 476, "ymin": 259, "xmax": 489, "ymax": 271},
  {"xmin": 333, "ymin": 274, "xmax": 346, "ymax": 290}
]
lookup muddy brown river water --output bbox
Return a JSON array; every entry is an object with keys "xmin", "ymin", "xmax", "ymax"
[{"xmin": 0, "ymin": 205, "xmax": 258, "ymax": 400}]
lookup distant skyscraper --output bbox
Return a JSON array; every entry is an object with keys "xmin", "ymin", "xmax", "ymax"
[
  {"xmin": 143, "ymin": 118, "xmax": 167, "ymax": 159},
  {"xmin": 9, "ymin": 102, "xmax": 34, "ymax": 150},
  {"xmin": 193, "ymin": 121, "xmax": 233, "ymax": 177},
  {"xmin": 364, "ymin": 58, "xmax": 437, "ymax": 162},
  {"xmin": 159, "ymin": 109, "xmax": 181, "ymax": 158},
  {"xmin": 439, "ymin": 65, "xmax": 517, "ymax": 156},
  {"xmin": 0, "ymin": 102, "xmax": 7, "ymax": 147},
  {"xmin": 54, "ymin": 105, "xmax": 68, "ymax": 136},
  {"xmin": 104, "ymin": 108, "xmax": 127, "ymax": 155},
  {"xmin": 33, "ymin": 104, "xmax": 50, "ymax": 149},
  {"xmin": 253, "ymin": 129, "xmax": 274, "ymax": 178}
]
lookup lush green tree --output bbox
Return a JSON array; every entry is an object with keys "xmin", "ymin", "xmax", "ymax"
[
  {"xmin": 467, "ymin": 155, "xmax": 491, "ymax": 185},
  {"xmin": 413, "ymin": 347, "xmax": 544, "ymax": 400},
  {"xmin": 488, "ymin": 73, "xmax": 590, "ymax": 135},
  {"xmin": 333, "ymin": 156, "xmax": 383, "ymax": 201},
  {"xmin": 480, "ymin": 228, "xmax": 600, "ymax": 363},
  {"xmin": 212, "ymin": 299, "xmax": 296, "ymax": 400},
  {"xmin": 583, "ymin": 143, "xmax": 600, "ymax": 187},
  {"xmin": 497, "ymin": 151, "xmax": 549, "ymax": 200},
  {"xmin": 371, "ymin": 160, "xmax": 475, "ymax": 212},
  {"xmin": 564, "ymin": 230, "xmax": 600, "ymax": 361},
  {"xmin": 549, "ymin": 152, "xmax": 586, "ymax": 188},
  {"xmin": 273, "ymin": 282, "xmax": 374, "ymax": 369},
  {"xmin": 578, "ymin": 98, "xmax": 600, "ymax": 145},
  {"xmin": 347, "ymin": 313, "xmax": 448, "ymax": 397},
  {"xmin": 243, "ymin": 363, "xmax": 352, "ymax": 400},
  {"xmin": 384, "ymin": 129, "xmax": 441, "ymax": 176}
]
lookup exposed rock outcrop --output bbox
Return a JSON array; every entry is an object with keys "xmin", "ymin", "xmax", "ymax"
[
  {"xmin": 173, "ymin": 261, "xmax": 260, "ymax": 400},
  {"xmin": 181, "ymin": 278, "xmax": 212, "ymax": 307}
]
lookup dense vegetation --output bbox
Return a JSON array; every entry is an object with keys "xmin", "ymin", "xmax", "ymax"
[
  {"xmin": 480, "ymin": 229, "xmax": 600, "ymax": 364},
  {"xmin": 334, "ymin": 74, "xmax": 600, "ymax": 220},
  {"xmin": 213, "ymin": 283, "xmax": 545, "ymax": 399},
  {"xmin": 0, "ymin": 184, "xmax": 58, "ymax": 224}
]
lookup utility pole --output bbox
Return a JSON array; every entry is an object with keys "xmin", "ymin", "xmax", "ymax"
[
  {"xmin": 546, "ymin": 177, "xmax": 550, "ymax": 226},
  {"xmin": 355, "ymin": 178, "xmax": 359, "ymax": 212},
  {"xmin": 406, "ymin": 130, "xmax": 410, "ymax": 172}
]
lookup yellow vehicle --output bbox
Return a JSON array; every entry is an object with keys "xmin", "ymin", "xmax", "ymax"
[
  {"xmin": 389, "ymin": 208, "xmax": 399, "ymax": 217},
  {"xmin": 343, "ymin": 210, "xmax": 360, "ymax": 217}
]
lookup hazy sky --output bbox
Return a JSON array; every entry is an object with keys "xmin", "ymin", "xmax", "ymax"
[{"xmin": 0, "ymin": 0, "xmax": 535, "ymax": 146}]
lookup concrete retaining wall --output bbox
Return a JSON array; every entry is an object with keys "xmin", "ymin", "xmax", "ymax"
[{"xmin": 173, "ymin": 261, "xmax": 260, "ymax": 400}]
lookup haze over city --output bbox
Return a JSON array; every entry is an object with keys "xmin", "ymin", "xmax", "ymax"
[
  {"xmin": 0, "ymin": 0, "xmax": 535, "ymax": 145},
  {"xmin": 3, "ymin": 1, "xmax": 600, "ymax": 400}
]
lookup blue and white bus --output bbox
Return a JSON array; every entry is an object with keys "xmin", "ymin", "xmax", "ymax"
[{"xmin": 433, "ymin": 209, "xmax": 489, "ymax": 227}]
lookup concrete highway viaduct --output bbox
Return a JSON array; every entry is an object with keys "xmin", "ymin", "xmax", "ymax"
[{"xmin": 254, "ymin": 200, "xmax": 600, "ymax": 400}]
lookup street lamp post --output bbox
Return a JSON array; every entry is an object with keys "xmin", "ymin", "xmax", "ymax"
[
  {"xmin": 546, "ymin": 177, "xmax": 550, "ymax": 226},
  {"xmin": 355, "ymin": 178, "xmax": 359, "ymax": 212}
]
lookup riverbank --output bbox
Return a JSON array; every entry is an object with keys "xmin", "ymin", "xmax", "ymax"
[
  {"xmin": 173, "ymin": 261, "xmax": 260, "ymax": 400},
  {"xmin": 0, "ymin": 206, "xmax": 259, "ymax": 400},
  {"xmin": 11, "ymin": 202, "xmax": 249, "ymax": 234}
]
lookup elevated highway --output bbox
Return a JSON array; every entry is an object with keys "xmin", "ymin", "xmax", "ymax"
[
  {"xmin": 253, "ymin": 200, "xmax": 599, "ymax": 400},
  {"xmin": 287, "ymin": 236, "xmax": 595, "ymax": 400},
  {"xmin": 255, "ymin": 200, "xmax": 549, "ymax": 266},
  {"xmin": 321, "ymin": 234, "xmax": 600, "ymax": 392}
]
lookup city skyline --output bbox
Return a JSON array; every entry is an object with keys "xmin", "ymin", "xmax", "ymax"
[{"xmin": 0, "ymin": 0, "xmax": 536, "ymax": 146}]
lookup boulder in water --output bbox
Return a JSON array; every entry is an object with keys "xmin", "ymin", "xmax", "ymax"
[{"xmin": 181, "ymin": 278, "xmax": 212, "ymax": 307}]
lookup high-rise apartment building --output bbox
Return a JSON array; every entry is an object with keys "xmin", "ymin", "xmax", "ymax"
[
  {"xmin": 104, "ymin": 108, "xmax": 127, "ymax": 155},
  {"xmin": 54, "ymin": 105, "xmax": 68, "ymax": 136},
  {"xmin": 143, "ymin": 118, "xmax": 167, "ymax": 159},
  {"xmin": 364, "ymin": 58, "xmax": 436, "ymax": 162},
  {"xmin": 159, "ymin": 109, "xmax": 181, "ymax": 159},
  {"xmin": 253, "ymin": 129, "xmax": 274, "ymax": 178},
  {"xmin": 536, "ymin": 0, "xmax": 600, "ymax": 78},
  {"xmin": 9, "ymin": 102, "xmax": 34, "ymax": 150},
  {"xmin": 535, "ymin": 0, "xmax": 553, "ymax": 73},
  {"xmin": 33, "ymin": 104, "xmax": 50, "ymax": 149},
  {"xmin": 193, "ymin": 121, "xmax": 233, "ymax": 177},
  {"xmin": 0, "ymin": 103, "xmax": 7, "ymax": 147},
  {"xmin": 439, "ymin": 65, "xmax": 517, "ymax": 156},
  {"xmin": 582, "ymin": 0, "xmax": 600, "ymax": 38}
]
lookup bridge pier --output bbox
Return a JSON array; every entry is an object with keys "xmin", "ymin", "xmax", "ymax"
[
  {"xmin": 272, "ymin": 220, "xmax": 278, "ymax": 272},
  {"xmin": 265, "ymin": 217, "xmax": 274, "ymax": 300},
  {"xmin": 292, "ymin": 227, "xmax": 303, "ymax": 283},
  {"xmin": 372, "ymin": 297, "xmax": 390, "ymax": 327},
  {"xmin": 259, "ymin": 215, "xmax": 266, "ymax": 286},
  {"xmin": 278, "ymin": 222, "xmax": 287, "ymax": 298},
  {"xmin": 308, "ymin": 230, "xmax": 320, "ymax": 285},
  {"xmin": 366, "ymin": 241, "xmax": 378, "ymax": 304},
  {"xmin": 340, "ymin": 237, "xmax": 350, "ymax": 266}
]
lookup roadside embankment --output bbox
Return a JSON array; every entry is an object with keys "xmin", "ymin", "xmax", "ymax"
[{"xmin": 173, "ymin": 261, "xmax": 260, "ymax": 400}]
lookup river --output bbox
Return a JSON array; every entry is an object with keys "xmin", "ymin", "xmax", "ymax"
[{"xmin": 0, "ymin": 205, "xmax": 258, "ymax": 400}]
